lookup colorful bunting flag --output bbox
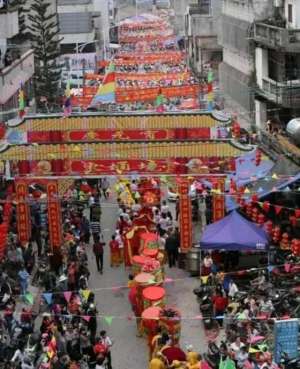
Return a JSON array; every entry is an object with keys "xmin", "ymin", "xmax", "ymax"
[
  {"xmin": 82, "ymin": 289, "xmax": 91, "ymax": 301},
  {"xmin": 91, "ymin": 63, "xmax": 116, "ymax": 105},
  {"xmin": 43, "ymin": 293, "xmax": 53, "ymax": 305},
  {"xmin": 64, "ymin": 291, "xmax": 72, "ymax": 302},
  {"xmin": 24, "ymin": 292, "xmax": 34, "ymax": 305},
  {"xmin": 82, "ymin": 315, "xmax": 91, "ymax": 322},
  {"xmin": 104, "ymin": 316, "xmax": 114, "ymax": 326}
]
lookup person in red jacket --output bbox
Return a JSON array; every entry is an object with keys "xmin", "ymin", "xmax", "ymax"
[{"xmin": 212, "ymin": 292, "xmax": 228, "ymax": 327}]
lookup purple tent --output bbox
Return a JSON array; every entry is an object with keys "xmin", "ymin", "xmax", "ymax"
[{"xmin": 200, "ymin": 211, "xmax": 269, "ymax": 251}]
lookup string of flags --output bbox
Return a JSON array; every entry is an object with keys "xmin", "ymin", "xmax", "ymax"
[{"xmin": 14, "ymin": 261, "xmax": 298, "ymax": 307}]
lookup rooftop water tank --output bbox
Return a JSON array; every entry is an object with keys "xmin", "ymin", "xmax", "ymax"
[{"xmin": 287, "ymin": 118, "xmax": 300, "ymax": 146}]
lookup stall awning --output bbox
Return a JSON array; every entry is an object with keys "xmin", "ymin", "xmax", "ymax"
[{"xmin": 200, "ymin": 211, "xmax": 269, "ymax": 251}]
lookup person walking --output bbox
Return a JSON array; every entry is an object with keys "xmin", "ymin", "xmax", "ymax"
[
  {"xmin": 93, "ymin": 234, "xmax": 105, "ymax": 273},
  {"xmin": 165, "ymin": 231, "xmax": 180, "ymax": 268},
  {"xmin": 102, "ymin": 178, "xmax": 110, "ymax": 199},
  {"xmin": 100, "ymin": 330, "xmax": 113, "ymax": 369},
  {"xmin": 109, "ymin": 234, "xmax": 120, "ymax": 267}
]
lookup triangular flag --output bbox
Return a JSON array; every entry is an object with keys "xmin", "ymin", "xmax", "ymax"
[
  {"xmin": 267, "ymin": 265, "xmax": 274, "ymax": 273},
  {"xmin": 244, "ymin": 188, "xmax": 250, "ymax": 194},
  {"xmin": 275, "ymin": 205, "xmax": 283, "ymax": 215},
  {"xmin": 272, "ymin": 173, "xmax": 278, "ymax": 179},
  {"xmin": 43, "ymin": 293, "xmax": 53, "ymax": 305},
  {"xmin": 82, "ymin": 289, "xmax": 91, "ymax": 301},
  {"xmin": 24, "ymin": 292, "xmax": 34, "ymax": 305},
  {"xmin": 257, "ymin": 187, "xmax": 264, "ymax": 193},
  {"xmin": 104, "ymin": 316, "xmax": 114, "ymax": 326},
  {"xmin": 271, "ymin": 187, "xmax": 277, "ymax": 192},
  {"xmin": 64, "ymin": 291, "xmax": 72, "ymax": 302},
  {"xmin": 82, "ymin": 315, "xmax": 91, "ymax": 322},
  {"xmin": 249, "ymin": 347, "xmax": 260, "ymax": 353},
  {"xmin": 165, "ymin": 277, "xmax": 174, "ymax": 283}
]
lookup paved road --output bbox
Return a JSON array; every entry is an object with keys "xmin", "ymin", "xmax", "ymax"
[{"xmin": 86, "ymin": 192, "xmax": 207, "ymax": 369}]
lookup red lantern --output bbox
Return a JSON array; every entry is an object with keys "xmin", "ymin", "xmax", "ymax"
[
  {"xmin": 251, "ymin": 194, "xmax": 259, "ymax": 204},
  {"xmin": 280, "ymin": 233, "xmax": 290, "ymax": 250},
  {"xmin": 290, "ymin": 216, "xmax": 297, "ymax": 227},
  {"xmin": 255, "ymin": 150, "xmax": 262, "ymax": 166},
  {"xmin": 295, "ymin": 209, "xmax": 300, "ymax": 218},
  {"xmin": 239, "ymin": 199, "xmax": 246, "ymax": 208},
  {"xmin": 257, "ymin": 213, "xmax": 265, "ymax": 226},
  {"xmin": 230, "ymin": 179, "xmax": 237, "ymax": 194},
  {"xmin": 264, "ymin": 220, "xmax": 273, "ymax": 234},
  {"xmin": 262, "ymin": 201, "xmax": 270, "ymax": 212},
  {"xmin": 291, "ymin": 239, "xmax": 298, "ymax": 255}
]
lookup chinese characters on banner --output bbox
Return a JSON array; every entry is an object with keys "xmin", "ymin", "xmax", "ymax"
[
  {"xmin": 15, "ymin": 180, "xmax": 31, "ymax": 245},
  {"xmin": 178, "ymin": 179, "xmax": 192, "ymax": 253},
  {"xmin": 47, "ymin": 182, "xmax": 62, "ymax": 250},
  {"xmin": 212, "ymin": 178, "xmax": 225, "ymax": 222}
]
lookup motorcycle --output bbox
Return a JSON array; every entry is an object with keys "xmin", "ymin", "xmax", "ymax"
[{"xmin": 280, "ymin": 352, "xmax": 300, "ymax": 368}]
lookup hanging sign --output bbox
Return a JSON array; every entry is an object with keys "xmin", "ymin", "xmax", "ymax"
[
  {"xmin": 47, "ymin": 182, "xmax": 62, "ymax": 249},
  {"xmin": 178, "ymin": 179, "xmax": 192, "ymax": 253},
  {"xmin": 15, "ymin": 180, "xmax": 31, "ymax": 245}
]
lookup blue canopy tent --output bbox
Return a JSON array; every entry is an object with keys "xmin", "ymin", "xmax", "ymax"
[{"xmin": 200, "ymin": 211, "xmax": 269, "ymax": 251}]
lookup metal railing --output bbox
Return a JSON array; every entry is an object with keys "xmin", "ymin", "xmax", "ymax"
[
  {"xmin": 254, "ymin": 22, "xmax": 300, "ymax": 50},
  {"xmin": 260, "ymin": 77, "xmax": 300, "ymax": 107}
]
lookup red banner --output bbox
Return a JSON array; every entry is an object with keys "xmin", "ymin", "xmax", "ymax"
[
  {"xmin": 47, "ymin": 182, "xmax": 62, "ymax": 249},
  {"xmin": 178, "ymin": 179, "xmax": 192, "ymax": 253},
  {"xmin": 212, "ymin": 178, "xmax": 225, "ymax": 222},
  {"xmin": 15, "ymin": 180, "xmax": 31, "ymax": 245},
  {"xmin": 27, "ymin": 128, "xmax": 211, "ymax": 143},
  {"xmin": 17, "ymin": 158, "xmax": 235, "ymax": 177}
]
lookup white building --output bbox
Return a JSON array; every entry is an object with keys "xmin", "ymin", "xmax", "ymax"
[
  {"xmin": 185, "ymin": 0, "xmax": 222, "ymax": 77},
  {"xmin": 218, "ymin": 0, "xmax": 273, "ymax": 128},
  {"xmin": 253, "ymin": 0, "xmax": 300, "ymax": 133},
  {"xmin": 0, "ymin": 3, "xmax": 35, "ymax": 122}
]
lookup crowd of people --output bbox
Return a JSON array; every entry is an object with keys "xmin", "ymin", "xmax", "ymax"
[
  {"xmin": 117, "ymin": 76, "xmax": 197, "ymax": 89},
  {"xmin": 115, "ymin": 62, "xmax": 187, "ymax": 74}
]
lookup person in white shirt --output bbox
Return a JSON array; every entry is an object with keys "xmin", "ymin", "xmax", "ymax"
[
  {"xmin": 100, "ymin": 330, "xmax": 113, "ymax": 369},
  {"xmin": 161, "ymin": 200, "xmax": 169, "ymax": 215},
  {"xmin": 228, "ymin": 280, "xmax": 239, "ymax": 298}
]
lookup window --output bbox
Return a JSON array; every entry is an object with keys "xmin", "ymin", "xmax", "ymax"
[
  {"xmin": 288, "ymin": 4, "xmax": 293, "ymax": 23},
  {"xmin": 199, "ymin": 0, "xmax": 211, "ymax": 15}
]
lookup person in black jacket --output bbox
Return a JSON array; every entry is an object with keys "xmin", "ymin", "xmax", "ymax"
[{"xmin": 165, "ymin": 229, "xmax": 180, "ymax": 268}]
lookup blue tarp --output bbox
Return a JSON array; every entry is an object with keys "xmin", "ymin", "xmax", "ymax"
[{"xmin": 200, "ymin": 211, "xmax": 269, "ymax": 251}]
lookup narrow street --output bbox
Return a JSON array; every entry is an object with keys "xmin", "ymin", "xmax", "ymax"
[{"xmin": 86, "ymin": 191, "xmax": 206, "ymax": 369}]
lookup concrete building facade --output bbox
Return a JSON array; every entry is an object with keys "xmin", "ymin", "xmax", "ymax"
[
  {"xmin": 185, "ymin": 0, "xmax": 222, "ymax": 78},
  {"xmin": 0, "ymin": 2, "xmax": 35, "ymax": 121},
  {"xmin": 218, "ymin": 0, "xmax": 273, "ymax": 128}
]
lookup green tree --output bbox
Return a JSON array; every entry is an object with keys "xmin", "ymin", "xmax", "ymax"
[{"xmin": 28, "ymin": 0, "xmax": 62, "ymax": 105}]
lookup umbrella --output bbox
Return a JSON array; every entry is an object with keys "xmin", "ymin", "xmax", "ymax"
[{"xmin": 248, "ymin": 335, "xmax": 265, "ymax": 344}]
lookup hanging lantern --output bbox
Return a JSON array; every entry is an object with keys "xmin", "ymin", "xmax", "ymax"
[
  {"xmin": 280, "ymin": 233, "xmax": 290, "ymax": 250},
  {"xmin": 246, "ymin": 203, "xmax": 252, "ymax": 217},
  {"xmin": 291, "ymin": 239, "xmax": 299, "ymax": 256},
  {"xmin": 257, "ymin": 213, "xmax": 265, "ymax": 226},
  {"xmin": 272, "ymin": 226, "xmax": 281, "ymax": 243},
  {"xmin": 255, "ymin": 149, "xmax": 262, "ymax": 166},
  {"xmin": 251, "ymin": 194, "xmax": 259, "ymax": 204},
  {"xmin": 262, "ymin": 201, "xmax": 270, "ymax": 213},
  {"xmin": 239, "ymin": 199, "xmax": 246, "ymax": 208},
  {"xmin": 264, "ymin": 220, "xmax": 273, "ymax": 234},
  {"xmin": 290, "ymin": 215, "xmax": 297, "ymax": 227}
]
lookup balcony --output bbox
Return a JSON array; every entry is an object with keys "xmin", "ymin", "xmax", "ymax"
[
  {"xmin": 0, "ymin": 9, "xmax": 19, "ymax": 39},
  {"xmin": 257, "ymin": 76, "xmax": 300, "ymax": 108},
  {"xmin": 0, "ymin": 49, "xmax": 34, "ymax": 105},
  {"xmin": 253, "ymin": 22, "xmax": 300, "ymax": 52}
]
